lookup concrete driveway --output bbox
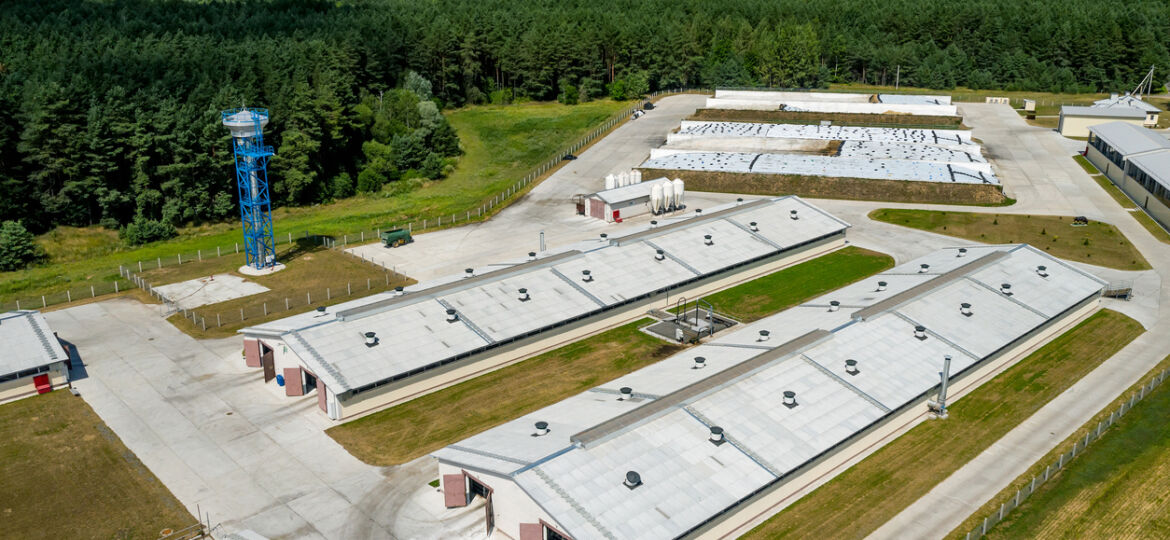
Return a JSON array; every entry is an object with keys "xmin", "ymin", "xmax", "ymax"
[{"xmin": 46, "ymin": 300, "xmax": 486, "ymax": 540}]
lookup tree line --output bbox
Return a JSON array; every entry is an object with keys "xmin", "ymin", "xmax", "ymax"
[{"xmin": 2, "ymin": 0, "xmax": 1168, "ymax": 244}]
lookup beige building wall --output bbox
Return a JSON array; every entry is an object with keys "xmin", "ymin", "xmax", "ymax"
[
  {"xmin": 1059, "ymin": 114, "xmax": 1145, "ymax": 138},
  {"xmin": 0, "ymin": 362, "xmax": 69, "ymax": 405}
]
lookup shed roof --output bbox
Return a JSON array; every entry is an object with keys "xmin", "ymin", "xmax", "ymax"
[
  {"xmin": 1093, "ymin": 94, "xmax": 1162, "ymax": 113},
  {"xmin": 1128, "ymin": 150, "xmax": 1170, "ymax": 190},
  {"xmin": 1061, "ymin": 105, "xmax": 1146, "ymax": 119},
  {"xmin": 0, "ymin": 311, "xmax": 68, "ymax": 377},
  {"xmin": 1089, "ymin": 122, "xmax": 1170, "ymax": 156},
  {"xmin": 590, "ymin": 177, "xmax": 672, "ymax": 204}
]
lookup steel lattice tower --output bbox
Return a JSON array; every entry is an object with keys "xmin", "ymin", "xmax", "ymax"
[{"xmin": 222, "ymin": 108, "xmax": 276, "ymax": 270}]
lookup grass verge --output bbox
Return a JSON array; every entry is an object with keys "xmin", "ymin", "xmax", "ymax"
[
  {"xmin": 1074, "ymin": 155, "xmax": 1170, "ymax": 245},
  {"xmin": 327, "ymin": 246, "xmax": 893, "ymax": 465},
  {"xmin": 950, "ymin": 354, "xmax": 1170, "ymax": 539},
  {"xmin": 1, "ymin": 99, "xmax": 629, "ymax": 303},
  {"xmin": 744, "ymin": 308, "xmax": 1144, "ymax": 539},
  {"xmin": 701, "ymin": 246, "xmax": 893, "ymax": 322},
  {"xmin": 869, "ymin": 208, "xmax": 1150, "ymax": 270},
  {"xmin": 0, "ymin": 391, "xmax": 194, "ymax": 538}
]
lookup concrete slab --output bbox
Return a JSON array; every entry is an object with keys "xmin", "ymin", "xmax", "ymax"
[{"xmin": 154, "ymin": 274, "xmax": 268, "ymax": 310}]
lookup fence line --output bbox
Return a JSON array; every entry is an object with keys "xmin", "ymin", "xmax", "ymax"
[
  {"xmin": 1, "ymin": 88, "xmax": 710, "ymax": 313},
  {"xmin": 963, "ymin": 367, "xmax": 1170, "ymax": 539}
]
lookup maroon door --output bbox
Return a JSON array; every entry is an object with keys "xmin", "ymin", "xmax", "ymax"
[
  {"xmin": 261, "ymin": 346, "xmax": 275, "ymax": 383},
  {"xmin": 33, "ymin": 374, "xmax": 51, "ymax": 394},
  {"xmin": 284, "ymin": 367, "xmax": 304, "ymax": 396}
]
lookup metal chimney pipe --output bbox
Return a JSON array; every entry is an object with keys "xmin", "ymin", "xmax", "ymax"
[{"xmin": 937, "ymin": 355, "xmax": 953, "ymax": 418}]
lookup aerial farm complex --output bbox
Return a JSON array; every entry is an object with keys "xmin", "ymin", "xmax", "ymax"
[{"xmin": 9, "ymin": 87, "xmax": 1169, "ymax": 540}]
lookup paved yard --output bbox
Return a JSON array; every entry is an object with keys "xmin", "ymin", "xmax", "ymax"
[{"xmin": 153, "ymin": 274, "xmax": 269, "ymax": 310}]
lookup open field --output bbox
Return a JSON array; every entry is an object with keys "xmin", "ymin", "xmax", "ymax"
[
  {"xmin": 1074, "ymin": 155, "xmax": 1170, "ymax": 245},
  {"xmin": 949, "ymin": 354, "xmax": 1170, "ymax": 539},
  {"xmin": 648, "ymin": 169, "xmax": 1011, "ymax": 206},
  {"xmin": 327, "ymin": 246, "xmax": 894, "ymax": 465},
  {"xmin": 687, "ymin": 108, "xmax": 963, "ymax": 129},
  {"xmin": 745, "ymin": 309, "xmax": 1144, "ymax": 540},
  {"xmin": 153, "ymin": 241, "xmax": 414, "ymax": 339},
  {"xmin": 869, "ymin": 208, "xmax": 1150, "ymax": 270},
  {"xmin": 700, "ymin": 246, "xmax": 893, "ymax": 322},
  {"xmin": 0, "ymin": 390, "xmax": 194, "ymax": 538},
  {"xmin": 1, "ymin": 99, "xmax": 630, "ymax": 303}
]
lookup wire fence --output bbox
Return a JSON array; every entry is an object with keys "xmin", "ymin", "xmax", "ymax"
[
  {"xmin": 962, "ymin": 366, "xmax": 1170, "ymax": 540},
  {"xmin": 1, "ymin": 88, "xmax": 711, "ymax": 313}
]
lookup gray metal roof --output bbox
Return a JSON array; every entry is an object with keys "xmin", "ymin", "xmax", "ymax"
[
  {"xmin": 1092, "ymin": 94, "xmax": 1162, "ymax": 113},
  {"xmin": 590, "ymin": 177, "xmax": 671, "ymax": 204},
  {"xmin": 244, "ymin": 196, "xmax": 849, "ymax": 394},
  {"xmin": 1127, "ymin": 150, "xmax": 1170, "ymax": 190},
  {"xmin": 0, "ymin": 310, "xmax": 68, "ymax": 377},
  {"xmin": 1089, "ymin": 122, "xmax": 1170, "ymax": 156},
  {"xmin": 433, "ymin": 244, "xmax": 1106, "ymax": 539},
  {"xmin": 1061, "ymin": 105, "xmax": 1146, "ymax": 119}
]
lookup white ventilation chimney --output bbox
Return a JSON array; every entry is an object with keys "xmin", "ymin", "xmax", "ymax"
[
  {"xmin": 845, "ymin": 359, "xmax": 859, "ymax": 375},
  {"xmin": 600, "ymin": 233, "xmax": 608, "ymax": 241},
  {"xmin": 782, "ymin": 390, "xmax": 798, "ymax": 408},
  {"xmin": 695, "ymin": 208, "xmax": 703, "ymax": 216},
  {"xmin": 464, "ymin": 267, "xmax": 474, "ymax": 279},
  {"xmin": 704, "ymin": 234, "xmax": 714, "ymax": 246},
  {"xmin": 693, "ymin": 356, "xmax": 706, "ymax": 370},
  {"xmin": 914, "ymin": 325, "xmax": 927, "ymax": 340},
  {"xmin": 394, "ymin": 286, "xmax": 405, "ymax": 297},
  {"xmin": 654, "ymin": 249, "xmax": 665, "ymax": 261},
  {"xmin": 446, "ymin": 308, "xmax": 459, "ymax": 323},
  {"xmin": 1036, "ymin": 265, "xmax": 1048, "ymax": 278},
  {"xmin": 749, "ymin": 221, "xmax": 759, "ymax": 232},
  {"xmin": 709, "ymin": 426, "xmax": 725, "ymax": 445},
  {"xmin": 957, "ymin": 247, "xmax": 968, "ymax": 258},
  {"xmin": 364, "ymin": 331, "xmax": 378, "ymax": 347},
  {"xmin": 757, "ymin": 330, "xmax": 770, "ymax": 342},
  {"xmin": 1000, "ymin": 283, "xmax": 1012, "ymax": 295},
  {"xmin": 919, "ymin": 263, "xmax": 930, "ymax": 274},
  {"xmin": 790, "ymin": 209, "xmax": 799, "ymax": 220},
  {"xmin": 528, "ymin": 251, "xmax": 537, "ymax": 262},
  {"xmin": 518, "ymin": 288, "xmax": 530, "ymax": 302},
  {"xmin": 533, "ymin": 421, "xmax": 550, "ymax": 436},
  {"xmin": 623, "ymin": 471, "xmax": 642, "ymax": 490},
  {"xmin": 736, "ymin": 197, "xmax": 743, "ymax": 206},
  {"xmin": 618, "ymin": 386, "xmax": 633, "ymax": 401},
  {"xmin": 828, "ymin": 300, "xmax": 840, "ymax": 312},
  {"xmin": 876, "ymin": 281, "xmax": 888, "ymax": 292},
  {"xmin": 582, "ymin": 269, "xmax": 594, "ymax": 283},
  {"xmin": 650, "ymin": 220, "xmax": 658, "ymax": 229},
  {"xmin": 316, "ymin": 306, "xmax": 327, "ymax": 317},
  {"xmin": 960, "ymin": 302, "xmax": 973, "ymax": 317}
]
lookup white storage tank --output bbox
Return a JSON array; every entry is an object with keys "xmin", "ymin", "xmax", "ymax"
[
  {"xmin": 672, "ymin": 178, "xmax": 685, "ymax": 208},
  {"xmin": 632, "ymin": 170, "xmax": 642, "ymax": 184},
  {"xmin": 605, "ymin": 174, "xmax": 615, "ymax": 191},
  {"xmin": 620, "ymin": 171, "xmax": 630, "ymax": 187},
  {"xmin": 662, "ymin": 181, "xmax": 675, "ymax": 211},
  {"xmin": 650, "ymin": 183, "xmax": 664, "ymax": 214}
]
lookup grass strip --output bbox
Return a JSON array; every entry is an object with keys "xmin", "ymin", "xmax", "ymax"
[
  {"xmin": 869, "ymin": 209, "xmax": 1150, "ymax": 270},
  {"xmin": 744, "ymin": 309, "xmax": 1144, "ymax": 539},
  {"xmin": 950, "ymin": 354, "xmax": 1170, "ymax": 539},
  {"xmin": 1075, "ymin": 155, "xmax": 1170, "ymax": 244},
  {"xmin": 0, "ymin": 391, "xmax": 194, "ymax": 538},
  {"xmin": 328, "ymin": 246, "xmax": 892, "ymax": 465}
]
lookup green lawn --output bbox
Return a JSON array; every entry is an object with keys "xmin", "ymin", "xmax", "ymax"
[
  {"xmin": 701, "ymin": 246, "xmax": 893, "ymax": 322},
  {"xmin": 328, "ymin": 246, "xmax": 893, "ymax": 465},
  {"xmin": 745, "ymin": 309, "xmax": 1145, "ymax": 540},
  {"xmin": 869, "ymin": 209, "xmax": 1150, "ymax": 270},
  {"xmin": 982, "ymin": 355, "xmax": 1170, "ymax": 539},
  {"xmin": 0, "ymin": 391, "xmax": 195, "ymax": 538},
  {"xmin": 0, "ymin": 99, "xmax": 630, "ymax": 304}
]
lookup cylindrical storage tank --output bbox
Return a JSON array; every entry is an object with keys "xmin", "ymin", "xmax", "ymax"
[
  {"xmin": 672, "ymin": 178, "xmax": 684, "ymax": 208},
  {"xmin": 632, "ymin": 170, "xmax": 642, "ymax": 184},
  {"xmin": 661, "ymin": 181, "xmax": 675, "ymax": 211},
  {"xmin": 615, "ymin": 172, "xmax": 624, "ymax": 187},
  {"xmin": 651, "ymin": 183, "xmax": 664, "ymax": 214},
  {"xmin": 605, "ymin": 174, "xmax": 616, "ymax": 191}
]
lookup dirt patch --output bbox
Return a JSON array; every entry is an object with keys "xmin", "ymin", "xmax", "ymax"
[
  {"xmin": 640, "ymin": 168, "xmax": 1008, "ymax": 205},
  {"xmin": 688, "ymin": 109, "xmax": 964, "ymax": 129}
]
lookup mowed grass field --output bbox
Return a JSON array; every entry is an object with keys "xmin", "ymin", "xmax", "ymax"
[
  {"xmin": 328, "ymin": 246, "xmax": 893, "ymax": 465},
  {"xmin": 0, "ymin": 99, "xmax": 629, "ymax": 303},
  {"xmin": 0, "ymin": 391, "xmax": 194, "ymax": 538},
  {"xmin": 869, "ymin": 208, "xmax": 1150, "ymax": 270},
  {"xmin": 745, "ymin": 309, "xmax": 1144, "ymax": 539}
]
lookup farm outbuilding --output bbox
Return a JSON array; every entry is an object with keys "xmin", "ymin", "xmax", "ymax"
[
  {"xmin": 0, "ymin": 311, "xmax": 70, "ymax": 404},
  {"xmin": 583, "ymin": 177, "xmax": 681, "ymax": 222},
  {"xmin": 432, "ymin": 245, "xmax": 1106, "ymax": 540},
  {"xmin": 239, "ymin": 197, "xmax": 850, "ymax": 420},
  {"xmin": 1058, "ymin": 94, "xmax": 1161, "ymax": 137},
  {"xmin": 1087, "ymin": 121, "xmax": 1170, "ymax": 230}
]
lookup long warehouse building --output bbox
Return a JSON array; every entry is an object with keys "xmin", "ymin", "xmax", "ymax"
[
  {"xmin": 240, "ymin": 196, "xmax": 849, "ymax": 420},
  {"xmin": 433, "ymin": 244, "xmax": 1105, "ymax": 540}
]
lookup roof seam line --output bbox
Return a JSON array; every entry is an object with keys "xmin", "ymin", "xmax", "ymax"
[
  {"xmin": 548, "ymin": 268, "xmax": 608, "ymax": 307},
  {"xmin": 798, "ymin": 354, "xmax": 891, "ymax": 413},
  {"xmin": 435, "ymin": 299, "xmax": 495, "ymax": 345},
  {"xmin": 891, "ymin": 311, "xmax": 980, "ymax": 360},
  {"xmin": 682, "ymin": 405, "xmax": 782, "ymax": 477},
  {"xmin": 642, "ymin": 239, "xmax": 704, "ymax": 276}
]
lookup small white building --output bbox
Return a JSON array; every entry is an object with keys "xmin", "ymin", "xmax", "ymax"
[
  {"xmin": 1058, "ymin": 94, "xmax": 1161, "ymax": 137},
  {"xmin": 0, "ymin": 311, "xmax": 70, "ymax": 404},
  {"xmin": 584, "ymin": 177, "xmax": 676, "ymax": 222}
]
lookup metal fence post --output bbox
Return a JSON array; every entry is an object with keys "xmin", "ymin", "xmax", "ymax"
[
  {"xmin": 91, "ymin": 286, "xmax": 95, "ymax": 297},
  {"xmin": 327, "ymin": 288, "xmax": 331, "ymax": 300},
  {"xmin": 285, "ymin": 298, "xmax": 290, "ymax": 310},
  {"xmin": 217, "ymin": 314, "xmax": 221, "ymax": 327},
  {"xmin": 67, "ymin": 290, "xmax": 71, "ymax": 302},
  {"xmin": 240, "ymin": 308, "xmax": 244, "ymax": 321},
  {"xmin": 306, "ymin": 292, "xmax": 311, "ymax": 304}
]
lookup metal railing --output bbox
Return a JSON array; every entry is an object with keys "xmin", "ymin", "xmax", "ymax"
[{"xmin": 962, "ymin": 366, "xmax": 1170, "ymax": 539}]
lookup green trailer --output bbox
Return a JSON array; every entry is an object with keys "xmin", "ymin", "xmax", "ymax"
[{"xmin": 380, "ymin": 228, "xmax": 413, "ymax": 248}]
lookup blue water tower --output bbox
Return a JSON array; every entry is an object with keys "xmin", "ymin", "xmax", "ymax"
[{"xmin": 222, "ymin": 108, "xmax": 278, "ymax": 271}]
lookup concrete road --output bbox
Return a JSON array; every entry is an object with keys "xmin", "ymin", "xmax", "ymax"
[
  {"xmin": 46, "ymin": 300, "xmax": 488, "ymax": 540},
  {"xmin": 863, "ymin": 102, "xmax": 1170, "ymax": 540},
  {"xmin": 348, "ymin": 94, "xmax": 749, "ymax": 282}
]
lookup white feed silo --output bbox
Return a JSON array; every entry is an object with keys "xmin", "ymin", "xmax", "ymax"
[
  {"xmin": 605, "ymin": 174, "xmax": 616, "ymax": 190},
  {"xmin": 650, "ymin": 183, "xmax": 664, "ymax": 214},
  {"xmin": 662, "ymin": 181, "xmax": 675, "ymax": 211},
  {"xmin": 672, "ymin": 178, "xmax": 685, "ymax": 208},
  {"xmin": 632, "ymin": 170, "xmax": 642, "ymax": 184}
]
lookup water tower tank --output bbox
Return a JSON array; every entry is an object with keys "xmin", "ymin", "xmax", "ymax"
[
  {"xmin": 222, "ymin": 109, "xmax": 269, "ymax": 139},
  {"xmin": 673, "ymin": 178, "xmax": 685, "ymax": 208}
]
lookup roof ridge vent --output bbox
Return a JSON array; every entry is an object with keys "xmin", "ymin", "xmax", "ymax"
[
  {"xmin": 315, "ymin": 306, "xmax": 327, "ymax": 317},
  {"xmin": 533, "ymin": 421, "xmax": 550, "ymax": 437},
  {"xmin": 960, "ymin": 302, "xmax": 973, "ymax": 317},
  {"xmin": 749, "ymin": 221, "xmax": 759, "ymax": 232},
  {"xmin": 364, "ymin": 331, "xmax": 378, "ymax": 347},
  {"xmin": 757, "ymin": 330, "xmax": 771, "ymax": 342},
  {"xmin": 876, "ymin": 280, "xmax": 888, "ymax": 292},
  {"xmin": 956, "ymin": 247, "xmax": 968, "ymax": 258},
  {"xmin": 914, "ymin": 325, "xmax": 928, "ymax": 340},
  {"xmin": 654, "ymin": 248, "xmax": 665, "ymax": 261},
  {"xmin": 828, "ymin": 300, "xmax": 840, "ymax": 312},
  {"xmin": 1036, "ymin": 265, "xmax": 1049, "ymax": 278},
  {"xmin": 918, "ymin": 263, "xmax": 930, "ymax": 274},
  {"xmin": 446, "ymin": 308, "xmax": 459, "ymax": 323},
  {"xmin": 649, "ymin": 220, "xmax": 659, "ymax": 229},
  {"xmin": 582, "ymin": 269, "xmax": 594, "ymax": 283},
  {"xmin": 1000, "ymin": 283, "xmax": 1013, "ymax": 295},
  {"xmin": 782, "ymin": 390, "xmax": 798, "ymax": 408},
  {"xmin": 692, "ymin": 356, "xmax": 706, "ymax": 370},
  {"xmin": 394, "ymin": 286, "xmax": 405, "ymax": 297},
  {"xmin": 528, "ymin": 251, "xmax": 537, "ymax": 262},
  {"xmin": 845, "ymin": 359, "xmax": 859, "ymax": 375},
  {"xmin": 518, "ymin": 288, "xmax": 530, "ymax": 302},
  {"xmin": 704, "ymin": 234, "xmax": 714, "ymax": 246},
  {"xmin": 708, "ymin": 426, "xmax": 726, "ymax": 446},
  {"xmin": 464, "ymin": 268, "xmax": 474, "ymax": 278},
  {"xmin": 618, "ymin": 386, "xmax": 633, "ymax": 401},
  {"xmin": 790, "ymin": 209, "xmax": 799, "ymax": 220}
]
